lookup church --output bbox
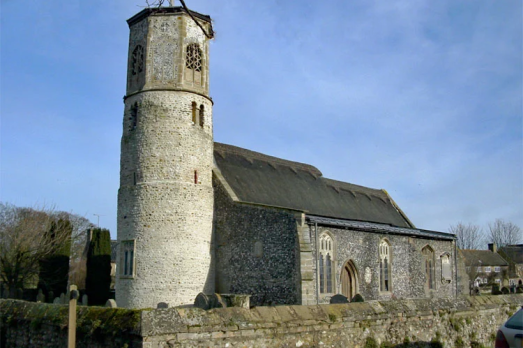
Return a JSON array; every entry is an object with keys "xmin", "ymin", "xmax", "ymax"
[{"xmin": 115, "ymin": 5, "xmax": 457, "ymax": 309}]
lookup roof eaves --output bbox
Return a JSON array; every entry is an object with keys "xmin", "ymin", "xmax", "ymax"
[{"xmin": 306, "ymin": 215, "xmax": 455, "ymax": 241}]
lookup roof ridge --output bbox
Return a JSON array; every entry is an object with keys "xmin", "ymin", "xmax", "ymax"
[
  {"xmin": 214, "ymin": 142, "xmax": 322, "ymax": 177},
  {"xmin": 322, "ymin": 177, "xmax": 384, "ymax": 195}
]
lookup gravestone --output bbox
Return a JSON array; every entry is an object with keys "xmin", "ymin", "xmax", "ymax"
[
  {"xmin": 194, "ymin": 293, "xmax": 227, "ymax": 310},
  {"xmin": 16, "ymin": 288, "xmax": 23, "ymax": 299},
  {"xmin": 60, "ymin": 293, "xmax": 65, "ymax": 304},
  {"xmin": 194, "ymin": 293, "xmax": 211, "ymax": 310},
  {"xmin": 82, "ymin": 294, "xmax": 88, "ymax": 306},
  {"xmin": 36, "ymin": 289, "xmax": 45, "ymax": 303},
  {"xmin": 53, "ymin": 297, "xmax": 61, "ymax": 304},
  {"xmin": 351, "ymin": 293, "xmax": 365, "ymax": 303},
  {"xmin": 330, "ymin": 294, "xmax": 349, "ymax": 304},
  {"xmin": 48, "ymin": 291, "xmax": 54, "ymax": 303},
  {"xmin": 105, "ymin": 299, "xmax": 117, "ymax": 308}
]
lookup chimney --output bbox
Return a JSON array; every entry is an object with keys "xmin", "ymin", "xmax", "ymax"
[{"xmin": 488, "ymin": 243, "xmax": 497, "ymax": 253}]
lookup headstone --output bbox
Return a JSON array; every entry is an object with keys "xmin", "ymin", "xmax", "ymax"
[
  {"xmin": 212, "ymin": 293, "xmax": 227, "ymax": 308},
  {"xmin": 82, "ymin": 294, "xmax": 88, "ymax": 306},
  {"xmin": 157, "ymin": 302, "xmax": 169, "ymax": 309},
  {"xmin": 105, "ymin": 299, "xmax": 117, "ymax": 308},
  {"xmin": 36, "ymin": 289, "xmax": 45, "ymax": 303},
  {"xmin": 194, "ymin": 293, "xmax": 211, "ymax": 310},
  {"xmin": 194, "ymin": 293, "xmax": 228, "ymax": 310},
  {"xmin": 60, "ymin": 293, "xmax": 65, "ymax": 304},
  {"xmin": 220, "ymin": 294, "xmax": 250, "ymax": 309},
  {"xmin": 53, "ymin": 297, "xmax": 61, "ymax": 304},
  {"xmin": 350, "ymin": 293, "xmax": 365, "ymax": 303},
  {"xmin": 330, "ymin": 294, "xmax": 349, "ymax": 304},
  {"xmin": 16, "ymin": 288, "xmax": 23, "ymax": 299},
  {"xmin": 48, "ymin": 291, "xmax": 54, "ymax": 303}
]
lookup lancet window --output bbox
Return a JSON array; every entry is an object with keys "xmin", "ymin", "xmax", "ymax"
[
  {"xmin": 319, "ymin": 233, "xmax": 335, "ymax": 293},
  {"xmin": 379, "ymin": 239, "xmax": 392, "ymax": 292},
  {"xmin": 121, "ymin": 240, "xmax": 135, "ymax": 277},
  {"xmin": 422, "ymin": 246, "xmax": 435, "ymax": 290}
]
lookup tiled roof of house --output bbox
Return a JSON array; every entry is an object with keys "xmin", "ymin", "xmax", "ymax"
[
  {"xmin": 459, "ymin": 249, "xmax": 509, "ymax": 267},
  {"xmin": 213, "ymin": 143, "xmax": 414, "ymax": 228},
  {"xmin": 499, "ymin": 244, "xmax": 523, "ymax": 264}
]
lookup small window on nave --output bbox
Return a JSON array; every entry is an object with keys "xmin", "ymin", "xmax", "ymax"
[
  {"xmin": 422, "ymin": 246, "xmax": 435, "ymax": 290},
  {"xmin": 441, "ymin": 253, "xmax": 452, "ymax": 283},
  {"xmin": 379, "ymin": 239, "xmax": 392, "ymax": 292},
  {"xmin": 319, "ymin": 233, "xmax": 335, "ymax": 294}
]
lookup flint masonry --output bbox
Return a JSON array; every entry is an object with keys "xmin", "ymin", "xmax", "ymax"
[{"xmin": 116, "ymin": 6, "xmax": 457, "ymax": 309}]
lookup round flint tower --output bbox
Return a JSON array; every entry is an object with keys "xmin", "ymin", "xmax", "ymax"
[{"xmin": 116, "ymin": 6, "xmax": 214, "ymax": 309}]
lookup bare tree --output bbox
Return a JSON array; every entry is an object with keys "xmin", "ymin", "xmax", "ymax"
[
  {"xmin": 449, "ymin": 222, "xmax": 484, "ymax": 250},
  {"xmin": 487, "ymin": 219, "xmax": 522, "ymax": 247},
  {"xmin": 0, "ymin": 203, "xmax": 72, "ymax": 298}
]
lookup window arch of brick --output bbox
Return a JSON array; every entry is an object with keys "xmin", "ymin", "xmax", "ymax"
[
  {"xmin": 319, "ymin": 232, "xmax": 335, "ymax": 294},
  {"xmin": 379, "ymin": 238, "xmax": 392, "ymax": 292},
  {"xmin": 422, "ymin": 245, "xmax": 435, "ymax": 291}
]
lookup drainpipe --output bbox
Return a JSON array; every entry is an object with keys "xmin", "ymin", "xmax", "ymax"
[
  {"xmin": 315, "ymin": 222, "xmax": 319, "ymax": 304},
  {"xmin": 454, "ymin": 240, "xmax": 458, "ymax": 298}
]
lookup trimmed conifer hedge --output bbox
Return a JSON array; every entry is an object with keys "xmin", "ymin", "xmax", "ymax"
[{"xmin": 85, "ymin": 228, "xmax": 112, "ymax": 305}]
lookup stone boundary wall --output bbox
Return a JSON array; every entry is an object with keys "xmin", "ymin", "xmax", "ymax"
[
  {"xmin": 1, "ymin": 295, "xmax": 522, "ymax": 348},
  {"xmin": 0, "ymin": 300, "xmax": 142, "ymax": 348},
  {"xmin": 142, "ymin": 295, "xmax": 522, "ymax": 347}
]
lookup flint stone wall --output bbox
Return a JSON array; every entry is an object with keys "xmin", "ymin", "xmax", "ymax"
[
  {"xmin": 2, "ymin": 295, "xmax": 522, "ymax": 348},
  {"xmin": 213, "ymin": 177, "xmax": 301, "ymax": 306},
  {"xmin": 312, "ymin": 225, "xmax": 458, "ymax": 303}
]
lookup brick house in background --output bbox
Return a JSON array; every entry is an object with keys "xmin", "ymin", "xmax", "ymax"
[
  {"xmin": 459, "ymin": 246, "xmax": 509, "ymax": 289},
  {"xmin": 498, "ymin": 244, "xmax": 523, "ymax": 287}
]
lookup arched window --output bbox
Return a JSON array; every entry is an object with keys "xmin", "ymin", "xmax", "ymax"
[
  {"xmin": 191, "ymin": 101, "xmax": 197, "ymax": 124},
  {"xmin": 185, "ymin": 43, "xmax": 202, "ymax": 85},
  {"xmin": 379, "ymin": 239, "xmax": 392, "ymax": 292},
  {"xmin": 129, "ymin": 102, "xmax": 138, "ymax": 132},
  {"xmin": 422, "ymin": 246, "xmax": 435, "ymax": 290},
  {"xmin": 441, "ymin": 253, "xmax": 452, "ymax": 283},
  {"xmin": 199, "ymin": 105, "xmax": 204, "ymax": 127},
  {"xmin": 132, "ymin": 45, "xmax": 144, "ymax": 76},
  {"xmin": 319, "ymin": 233, "xmax": 335, "ymax": 294}
]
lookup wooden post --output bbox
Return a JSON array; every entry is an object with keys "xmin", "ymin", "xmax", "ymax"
[{"xmin": 68, "ymin": 285, "xmax": 79, "ymax": 348}]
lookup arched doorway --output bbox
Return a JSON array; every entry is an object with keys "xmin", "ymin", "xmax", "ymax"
[{"xmin": 341, "ymin": 260, "xmax": 359, "ymax": 300}]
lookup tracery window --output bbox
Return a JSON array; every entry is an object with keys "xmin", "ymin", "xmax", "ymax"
[
  {"xmin": 379, "ymin": 239, "xmax": 391, "ymax": 292},
  {"xmin": 132, "ymin": 45, "xmax": 144, "ymax": 76},
  {"xmin": 441, "ymin": 253, "xmax": 452, "ymax": 283},
  {"xmin": 319, "ymin": 233, "xmax": 334, "ymax": 293},
  {"xmin": 185, "ymin": 43, "xmax": 202, "ymax": 84},
  {"xmin": 422, "ymin": 246, "xmax": 435, "ymax": 290},
  {"xmin": 120, "ymin": 240, "xmax": 135, "ymax": 278}
]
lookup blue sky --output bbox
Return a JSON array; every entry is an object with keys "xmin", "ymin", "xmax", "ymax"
[{"xmin": 1, "ymin": 0, "xmax": 521, "ymax": 240}]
